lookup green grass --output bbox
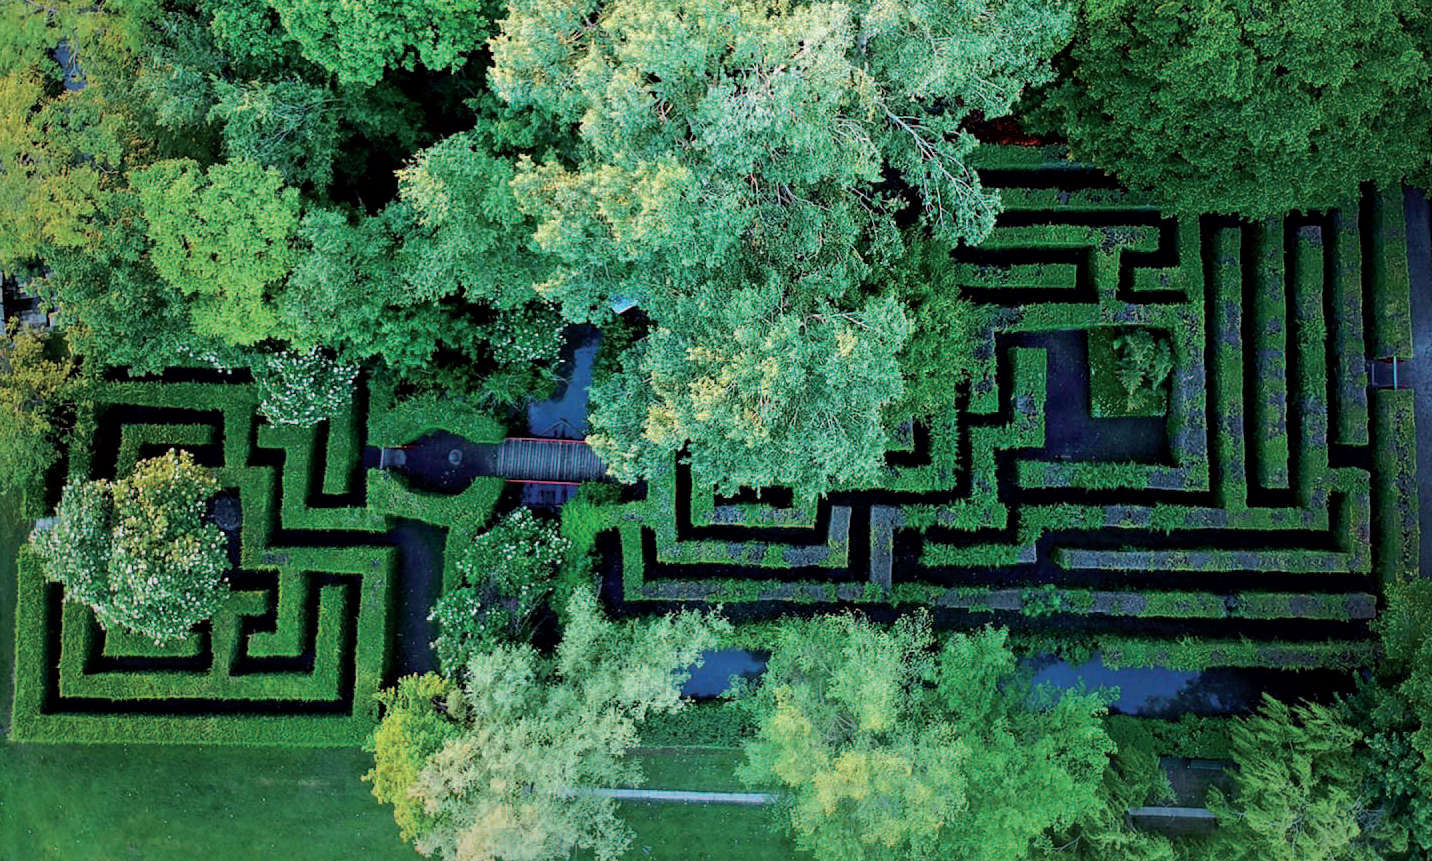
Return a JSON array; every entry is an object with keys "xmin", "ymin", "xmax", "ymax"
[
  {"xmin": 617, "ymin": 802, "xmax": 798, "ymax": 861},
  {"xmin": 0, "ymin": 744, "xmax": 415, "ymax": 861},
  {"xmin": 633, "ymin": 746, "xmax": 756, "ymax": 792}
]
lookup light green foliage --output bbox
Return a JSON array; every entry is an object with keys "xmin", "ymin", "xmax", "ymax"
[
  {"xmin": 253, "ymin": 348, "xmax": 357, "ymax": 427},
  {"xmin": 1202, "ymin": 696, "xmax": 1382, "ymax": 861},
  {"xmin": 1039, "ymin": 0, "xmax": 1432, "ymax": 217},
  {"xmin": 0, "ymin": 331, "xmax": 86, "ymax": 515},
  {"xmin": 267, "ymin": 0, "xmax": 494, "ymax": 85},
  {"xmin": 395, "ymin": 127, "xmax": 552, "ymax": 308},
  {"xmin": 589, "ymin": 288, "xmax": 911, "ymax": 496},
  {"xmin": 364, "ymin": 673, "xmax": 463, "ymax": 843},
  {"xmin": 493, "ymin": 0, "xmax": 1071, "ymax": 321},
  {"xmin": 209, "ymin": 79, "xmax": 340, "ymax": 190},
  {"xmin": 739, "ymin": 614, "xmax": 1115, "ymax": 861},
  {"xmin": 282, "ymin": 207, "xmax": 405, "ymax": 358},
  {"xmin": 31, "ymin": 449, "xmax": 229, "ymax": 645},
  {"xmin": 370, "ymin": 590, "xmax": 728, "ymax": 861},
  {"xmin": 0, "ymin": 67, "xmax": 136, "ymax": 270},
  {"xmin": 130, "ymin": 158, "xmax": 300, "ymax": 345},
  {"xmin": 429, "ymin": 509, "xmax": 571, "ymax": 676}
]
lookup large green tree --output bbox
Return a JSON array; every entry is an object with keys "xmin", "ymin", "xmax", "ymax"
[
  {"xmin": 494, "ymin": 0, "xmax": 1066, "ymax": 491},
  {"xmin": 492, "ymin": 0, "xmax": 1072, "ymax": 321},
  {"xmin": 1038, "ymin": 0, "xmax": 1432, "ymax": 217},
  {"xmin": 739, "ymin": 614, "xmax": 1116, "ymax": 861},
  {"xmin": 31, "ymin": 449, "xmax": 230, "ymax": 645},
  {"xmin": 367, "ymin": 591, "xmax": 728, "ymax": 861},
  {"xmin": 130, "ymin": 157, "xmax": 300, "ymax": 346},
  {"xmin": 588, "ymin": 286, "xmax": 910, "ymax": 495}
]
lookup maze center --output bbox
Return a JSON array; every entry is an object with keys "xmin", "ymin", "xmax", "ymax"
[{"xmin": 10, "ymin": 148, "xmax": 1420, "ymax": 745}]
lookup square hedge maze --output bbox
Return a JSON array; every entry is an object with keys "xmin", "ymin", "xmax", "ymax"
[
  {"xmin": 594, "ymin": 148, "xmax": 1419, "ymax": 671},
  {"xmin": 11, "ymin": 379, "xmax": 500, "ymax": 745}
]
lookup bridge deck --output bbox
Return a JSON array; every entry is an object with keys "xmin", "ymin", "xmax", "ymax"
[{"xmin": 495, "ymin": 438, "xmax": 608, "ymax": 483}]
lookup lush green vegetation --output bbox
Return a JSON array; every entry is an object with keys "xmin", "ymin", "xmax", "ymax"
[{"xmin": 5, "ymin": 0, "xmax": 1432, "ymax": 858}]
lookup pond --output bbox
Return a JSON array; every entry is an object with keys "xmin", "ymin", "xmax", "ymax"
[
  {"xmin": 1025, "ymin": 653, "xmax": 1353, "ymax": 717},
  {"xmin": 681, "ymin": 649, "xmax": 770, "ymax": 699},
  {"xmin": 526, "ymin": 324, "xmax": 600, "ymax": 439}
]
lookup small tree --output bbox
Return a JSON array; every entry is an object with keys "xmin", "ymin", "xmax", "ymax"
[
  {"xmin": 32, "ymin": 449, "xmax": 229, "ymax": 644},
  {"xmin": 369, "ymin": 590, "xmax": 728, "ymax": 861},
  {"xmin": 428, "ymin": 508, "xmax": 571, "ymax": 675},
  {"xmin": 253, "ymin": 347, "xmax": 357, "ymax": 427},
  {"xmin": 0, "ymin": 328, "xmax": 85, "ymax": 515},
  {"xmin": 740, "ymin": 614, "xmax": 1116, "ymax": 861}
]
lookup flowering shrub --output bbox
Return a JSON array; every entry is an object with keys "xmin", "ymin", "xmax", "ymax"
[
  {"xmin": 31, "ymin": 449, "xmax": 230, "ymax": 644},
  {"xmin": 428, "ymin": 508, "xmax": 570, "ymax": 675},
  {"xmin": 480, "ymin": 303, "xmax": 564, "ymax": 366},
  {"xmin": 254, "ymin": 348, "xmax": 357, "ymax": 427}
]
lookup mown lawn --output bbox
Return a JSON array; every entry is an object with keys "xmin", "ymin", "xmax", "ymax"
[{"xmin": 0, "ymin": 497, "xmax": 798, "ymax": 860}]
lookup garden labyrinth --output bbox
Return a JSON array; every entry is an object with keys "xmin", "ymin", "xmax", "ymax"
[
  {"xmin": 9, "ymin": 148, "xmax": 1420, "ymax": 745},
  {"xmin": 590, "ymin": 148, "xmax": 1419, "ymax": 672},
  {"xmin": 12, "ymin": 379, "xmax": 505, "ymax": 744}
]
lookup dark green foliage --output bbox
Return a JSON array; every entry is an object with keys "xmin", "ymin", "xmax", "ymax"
[
  {"xmin": 888, "ymin": 237, "xmax": 986, "ymax": 423},
  {"xmin": 209, "ymin": 79, "xmax": 340, "ymax": 191},
  {"xmin": 428, "ymin": 508, "xmax": 569, "ymax": 676},
  {"xmin": 1038, "ymin": 0, "xmax": 1432, "ymax": 216},
  {"xmin": 1088, "ymin": 327, "xmax": 1171, "ymax": 417}
]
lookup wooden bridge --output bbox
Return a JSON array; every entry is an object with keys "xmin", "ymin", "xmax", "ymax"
[{"xmin": 494, "ymin": 437, "xmax": 609, "ymax": 484}]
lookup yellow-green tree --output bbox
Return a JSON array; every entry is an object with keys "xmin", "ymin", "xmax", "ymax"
[
  {"xmin": 130, "ymin": 158, "xmax": 300, "ymax": 345},
  {"xmin": 741, "ymin": 614, "xmax": 1117, "ymax": 861}
]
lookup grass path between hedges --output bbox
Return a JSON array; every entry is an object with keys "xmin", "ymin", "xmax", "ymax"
[{"xmin": 0, "ymin": 494, "xmax": 797, "ymax": 860}]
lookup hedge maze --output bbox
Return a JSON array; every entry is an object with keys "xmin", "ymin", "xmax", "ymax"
[
  {"xmin": 588, "ymin": 147, "xmax": 1419, "ymax": 672},
  {"xmin": 11, "ymin": 378, "xmax": 504, "ymax": 745},
  {"xmin": 10, "ymin": 146, "xmax": 1421, "ymax": 744}
]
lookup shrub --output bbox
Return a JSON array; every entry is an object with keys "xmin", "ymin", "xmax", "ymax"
[
  {"xmin": 429, "ymin": 508, "xmax": 570, "ymax": 675},
  {"xmin": 31, "ymin": 449, "xmax": 229, "ymax": 644},
  {"xmin": 253, "ymin": 347, "xmax": 357, "ymax": 427}
]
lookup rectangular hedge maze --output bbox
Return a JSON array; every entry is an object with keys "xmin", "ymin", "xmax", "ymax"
[
  {"xmin": 11, "ymin": 377, "xmax": 505, "ymax": 745},
  {"xmin": 587, "ymin": 146, "xmax": 1420, "ymax": 672}
]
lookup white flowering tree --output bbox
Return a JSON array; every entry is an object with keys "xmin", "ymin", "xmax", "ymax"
[
  {"xmin": 429, "ymin": 508, "xmax": 570, "ymax": 675},
  {"xmin": 32, "ymin": 449, "xmax": 230, "ymax": 644},
  {"xmin": 254, "ymin": 348, "xmax": 358, "ymax": 427}
]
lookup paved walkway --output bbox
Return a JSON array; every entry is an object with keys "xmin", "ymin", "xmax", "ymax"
[{"xmin": 1402, "ymin": 188, "xmax": 1432, "ymax": 574}]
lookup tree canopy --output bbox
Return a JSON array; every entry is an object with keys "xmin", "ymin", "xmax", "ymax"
[
  {"xmin": 130, "ymin": 157, "xmax": 301, "ymax": 345},
  {"xmin": 367, "ymin": 591, "xmax": 728, "ymax": 861},
  {"xmin": 739, "ymin": 614, "xmax": 1117, "ymax": 861},
  {"xmin": 31, "ymin": 449, "xmax": 230, "ymax": 644},
  {"xmin": 1037, "ymin": 0, "xmax": 1432, "ymax": 217},
  {"xmin": 493, "ymin": 0, "xmax": 1072, "ymax": 319}
]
